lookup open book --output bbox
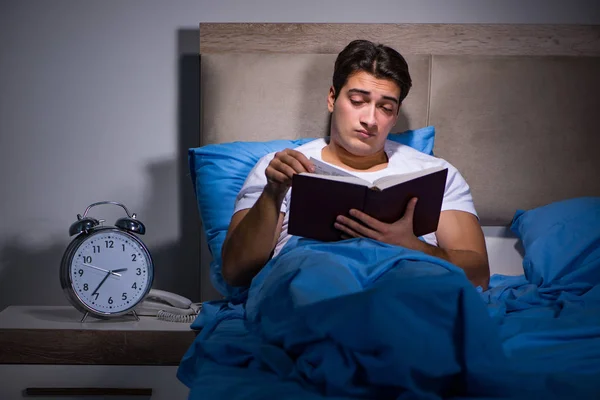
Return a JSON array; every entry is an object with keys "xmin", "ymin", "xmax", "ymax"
[{"xmin": 288, "ymin": 158, "xmax": 448, "ymax": 242}]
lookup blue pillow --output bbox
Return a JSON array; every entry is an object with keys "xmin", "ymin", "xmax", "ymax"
[
  {"xmin": 189, "ymin": 126, "xmax": 436, "ymax": 296},
  {"xmin": 510, "ymin": 197, "xmax": 600, "ymax": 287},
  {"xmin": 393, "ymin": 125, "xmax": 435, "ymax": 156}
]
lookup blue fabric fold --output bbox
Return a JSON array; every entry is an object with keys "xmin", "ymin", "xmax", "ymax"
[
  {"xmin": 482, "ymin": 274, "xmax": 600, "ymax": 375},
  {"xmin": 178, "ymin": 236, "xmax": 600, "ymax": 400}
]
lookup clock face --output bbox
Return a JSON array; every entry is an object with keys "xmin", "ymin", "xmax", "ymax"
[{"xmin": 68, "ymin": 229, "xmax": 152, "ymax": 314}]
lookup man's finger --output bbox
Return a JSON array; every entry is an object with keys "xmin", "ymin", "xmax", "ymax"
[
  {"xmin": 403, "ymin": 197, "xmax": 418, "ymax": 221},
  {"xmin": 279, "ymin": 153, "xmax": 308, "ymax": 174},
  {"xmin": 285, "ymin": 149, "xmax": 315, "ymax": 173},
  {"xmin": 270, "ymin": 159, "xmax": 297, "ymax": 180},
  {"xmin": 335, "ymin": 216, "xmax": 377, "ymax": 239},
  {"xmin": 265, "ymin": 169, "xmax": 290, "ymax": 185},
  {"xmin": 349, "ymin": 209, "xmax": 383, "ymax": 231},
  {"xmin": 334, "ymin": 221, "xmax": 357, "ymax": 238},
  {"xmin": 337, "ymin": 224, "xmax": 361, "ymax": 239}
]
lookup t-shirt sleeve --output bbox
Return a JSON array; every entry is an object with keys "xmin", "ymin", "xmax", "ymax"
[
  {"xmin": 440, "ymin": 161, "xmax": 479, "ymax": 219},
  {"xmin": 233, "ymin": 153, "xmax": 288, "ymax": 215}
]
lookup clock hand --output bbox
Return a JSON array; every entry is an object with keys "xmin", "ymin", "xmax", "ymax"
[
  {"xmin": 111, "ymin": 268, "xmax": 128, "ymax": 274},
  {"xmin": 82, "ymin": 263, "xmax": 109, "ymax": 274},
  {"xmin": 83, "ymin": 263, "xmax": 121, "ymax": 277},
  {"xmin": 91, "ymin": 272, "xmax": 110, "ymax": 296}
]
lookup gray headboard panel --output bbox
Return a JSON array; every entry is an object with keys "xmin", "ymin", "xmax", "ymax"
[
  {"xmin": 199, "ymin": 23, "xmax": 600, "ymax": 225},
  {"xmin": 429, "ymin": 55, "xmax": 600, "ymax": 224},
  {"xmin": 199, "ymin": 54, "xmax": 431, "ymax": 145}
]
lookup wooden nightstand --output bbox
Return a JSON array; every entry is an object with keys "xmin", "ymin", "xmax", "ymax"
[{"xmin": 0, "ymin": 305, "xmax": 197, "ymax": 399}]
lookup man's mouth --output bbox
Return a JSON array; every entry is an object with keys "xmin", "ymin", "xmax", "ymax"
[{"xmin": 357, "ymin": 130, "xmax": 375, "ymax": 138}]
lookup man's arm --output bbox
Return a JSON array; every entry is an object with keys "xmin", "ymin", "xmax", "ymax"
[
  {"xmin": 334, "ymin": 199, "xmax": 490, "ymax": 290},
  {"xmin": 221, "ymin": 188, "xmax": 285, "ymax": 287},
  {"xmin": 409, "ymin": 210, "xmax": 490, "ymax": 290},
  {"xmin": 221, "ymin": 149, "xmax": 315, "ymax": 287}
]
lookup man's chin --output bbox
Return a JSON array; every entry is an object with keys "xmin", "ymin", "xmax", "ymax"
[
  {"xmin": 330, "ymin": 133, "xmax": 384, "ymax": 156},
  {"xmin": 342, "ymin": 139, "xmax": 382, "ymax": 157}
]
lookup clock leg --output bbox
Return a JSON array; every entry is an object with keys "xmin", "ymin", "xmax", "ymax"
[
  {"xmin": 131, "ymin": 310, "xmax": 140, "ymax": 321},
  {"xmin": 80, "ymin": 312, "xmax": 89, "ymax": 323}
]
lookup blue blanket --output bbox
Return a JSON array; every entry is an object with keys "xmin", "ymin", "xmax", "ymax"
[{"xmin": 178, "ymin": 237, "xmax": 600, "ymax": 399}]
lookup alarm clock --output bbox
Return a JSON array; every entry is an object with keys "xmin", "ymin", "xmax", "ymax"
[{"xmin": 60, "ymin": 201, "xmax": 154, "ymax": 322}]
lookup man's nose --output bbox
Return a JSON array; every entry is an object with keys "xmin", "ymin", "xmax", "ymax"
[{"xmin": 360, "ymin": 105, "xmax": 377, "ymax": 127}]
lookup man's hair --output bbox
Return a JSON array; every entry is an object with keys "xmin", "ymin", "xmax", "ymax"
[{"xmin": 332, "ymin": 40, "xmax": 412, "ymax": 105}]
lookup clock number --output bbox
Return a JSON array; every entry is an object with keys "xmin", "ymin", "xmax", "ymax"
[
  {"xmin": 122, "ymin": 293, "xmax": 127, "ymax": 300},
  {"xmin": 78, "ymin": 269, "xmax": 84, "ymax": 277},
  {"xmin": 105, "ymin": 240, "xmax": 114, "ymax": 249},
  {"xmin": 83, "ymin": 256, "xmax": 92, "ymax": 264},
  {"xmin": 93, "ymin": 293, "xmax": 99, "ymax": 300},
  {"xmin": 136, "ymin": 268, "xmax": 141, "ymax": 275},
  {"xmin": 93, "ymin": 245, "xmax": 100, "ymax": 253},
  {"xmin": 122, "ymin": 244, "xmax": 126, "ymax": 251},
  {"xmin": 132, "ymin": 282, "xmax": 137, "ymax": 289},
  {"xmin": 108, "ymin": 297, "xmax": 113, "ymax": 305},
  {"xmin": 83, "ymin": 283, "xmax": 88, "ymax": 291},
  {"xmin": 131, "ymin": 254, "xmax": 137, "ymax": 262}
]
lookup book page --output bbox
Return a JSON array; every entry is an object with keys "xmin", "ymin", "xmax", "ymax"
[
  {"xmin": 299, "ymin": 158, "xmax": 371, "ymax": 186},
  {"xmin": 298, "ymin": 172, "xmax": 371, "ymax": 186},
  {"xmin": 310, "ymin": 157, "xmax": 356, "ymax": 178},
  {"xmin": 373, "ymin": 166, "xmax": 447, "ymax": 190}
]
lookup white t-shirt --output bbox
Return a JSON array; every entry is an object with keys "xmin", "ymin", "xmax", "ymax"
[{"xmin": 233, "ymin": 139, "xmax": 478, "ymax": 256}]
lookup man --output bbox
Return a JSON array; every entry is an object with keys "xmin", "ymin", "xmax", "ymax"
[{"xmin": 221, "ymin": 40, "xmax": 490, "ymax": 290}]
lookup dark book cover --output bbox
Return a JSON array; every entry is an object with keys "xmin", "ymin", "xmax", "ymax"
[{"xmin": 288, "ymin": 168, "xmax": 448, "ymax": 242}]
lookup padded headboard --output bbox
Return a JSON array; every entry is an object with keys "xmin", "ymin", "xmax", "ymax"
[{"xmin": 199, "ymin": 23, "xmax": 600, "ymax": 225}]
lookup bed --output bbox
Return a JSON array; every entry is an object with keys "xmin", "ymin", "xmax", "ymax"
[{"xmin": 179, "ymin": 23, "xmax": 600, "ymax": 399}]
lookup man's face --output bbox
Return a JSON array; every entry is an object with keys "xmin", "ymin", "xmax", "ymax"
[{"xmin": 328, "ymin": 70, "xmax": 401, "ymax": 157}]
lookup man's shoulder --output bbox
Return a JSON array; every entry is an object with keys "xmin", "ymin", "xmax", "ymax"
[
  {"xmin": 385, "ymin": 140, "xmax": 466, "ymax": 177},
  {"xmin": 386, "ymin": 140, "xmax": 445, "ymax": 165},
  {"xmin": 293, "ymin": 138, "xmax": 327, "ymax": 153},
  {"xmin": 256, "ymin": 138, "xmax": 325, "ymax": 162}
]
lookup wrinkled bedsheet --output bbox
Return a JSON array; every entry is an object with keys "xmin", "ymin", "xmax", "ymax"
[{"xmin": 178, "ymin": 237, "xmax": 600, "ymax": 399}]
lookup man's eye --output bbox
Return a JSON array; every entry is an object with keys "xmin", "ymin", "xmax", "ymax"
[
  {"xmin": 350, "ymin": 99, "xmax": 364, "ymax": 106},
  {"xmin": 381, "ymin": 106, "xmax": 393, "ymax": 113}
]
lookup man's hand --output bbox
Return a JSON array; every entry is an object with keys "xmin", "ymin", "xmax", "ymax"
[
  {"xmin": 334, "ymin": 197, "xmax": 420, "ymax": 248},
  {"xmin": 221, "ymin": 148, "xmax": 314, "ymax": 287},
  {"xmin": 265, "ymin": 149, "xmax": 315, "ymax": 197},
  {"xmin": 334, "ymin": 198, "xmax": 490, "ymax": 290}
]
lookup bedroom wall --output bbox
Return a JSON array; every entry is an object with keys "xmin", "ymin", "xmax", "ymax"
[{"xmin": 1, "ymin": 0, "xmax": 598, "ymax": 309}]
